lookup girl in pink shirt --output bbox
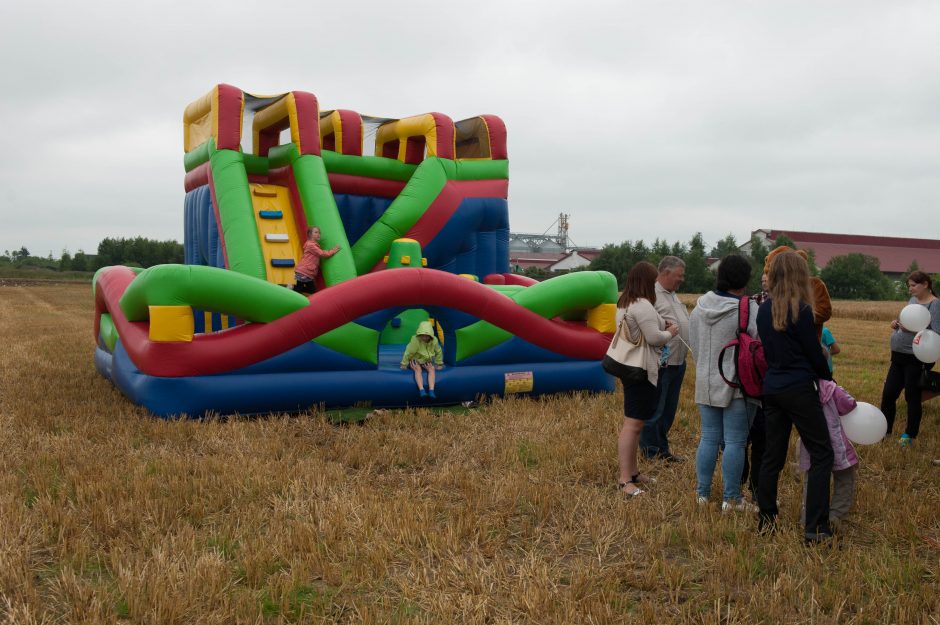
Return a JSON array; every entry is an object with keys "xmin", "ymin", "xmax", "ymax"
[{"xmin": 293, "ymin": 227, "xmax": 339, "ymax": 294}]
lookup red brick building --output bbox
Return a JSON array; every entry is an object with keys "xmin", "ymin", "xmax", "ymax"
[{"xmin": 745, "ymin": 229, "xmax": 940, "ymax": 277}]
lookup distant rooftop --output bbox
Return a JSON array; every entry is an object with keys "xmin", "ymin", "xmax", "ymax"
[{"xmin": 749, "ymin": 229, "xmax": 940, "ymax": 274}]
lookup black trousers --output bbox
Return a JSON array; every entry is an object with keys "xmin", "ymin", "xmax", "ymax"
[
  {"xmin": 293, "ymin": 276, "xmax": 317, "ymax": 295},
  {"xmin": 742, "ymin": 406, "xmax": 766, "ymax": 500},
  {"xmin": 758, "ymin": 382, "xmax": 833, "ymax": 537},
  {"xmin": 880, "ymin": 351, "xmax": 926, "ymax": 438}
]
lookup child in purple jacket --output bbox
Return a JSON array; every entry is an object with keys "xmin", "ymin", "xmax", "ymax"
[{"xmin": 799, "ymin": 379, "xmax": 859, "ymax": 528}]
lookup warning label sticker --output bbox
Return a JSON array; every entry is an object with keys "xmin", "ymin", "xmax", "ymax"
[{"xmin": 504, "ymin": 371, "xmax": 534, "ymax": 394}]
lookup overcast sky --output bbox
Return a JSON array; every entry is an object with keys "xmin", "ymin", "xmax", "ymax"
[{"xmin": 1, "ymin": 0, "xmax": 938, "ymax": 257}]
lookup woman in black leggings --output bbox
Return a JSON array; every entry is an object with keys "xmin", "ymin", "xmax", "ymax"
[
  {"xmin": 881, "ymin": 270, "xmax": 940, "ymax": 445},
  {"xmin": 756, "ymin": 251, "xmax": 834, "ymax": 544}
]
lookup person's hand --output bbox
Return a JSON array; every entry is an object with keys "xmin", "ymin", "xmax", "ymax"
[
  {"xmin": 891, "ymin": 319, "xmax": 900, "ymax": 330},
  {"xmin": 665, "ymin": 320, "xmax": 679, "ymax": 337},
  {"xmin": 332, "ymin": 246, "xmax": 340, "ymax": 253}
]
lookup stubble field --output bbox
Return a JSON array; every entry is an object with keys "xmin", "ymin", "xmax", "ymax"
[{"xmin": 1, "ymin": 285, "xmax": 938, "ymax": 624}]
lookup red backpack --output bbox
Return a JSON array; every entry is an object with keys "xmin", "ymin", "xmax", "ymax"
[{"xmin": 718, "ymin": 297, "xmax": 768, "ymax": 398}]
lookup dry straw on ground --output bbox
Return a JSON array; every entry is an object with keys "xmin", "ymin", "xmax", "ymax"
[{"xmin": 1, "ymin": 284, "xmax": 938, "ymax": 624}]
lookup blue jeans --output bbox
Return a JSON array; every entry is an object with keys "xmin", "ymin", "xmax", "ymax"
[
  {"xmin": 695, "ymin": 399, "xmax": 750, "ymax": 501},
  {"xmin": 640, "ymin": 362, "xmax": 686, "ymax": 458}
]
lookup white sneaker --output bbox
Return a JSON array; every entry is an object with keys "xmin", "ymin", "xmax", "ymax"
[
  {"xmin": 722, "ymin": 499, "xmax": 759, "ymax": 514},
  {"xmin": 696, "ymin": 496, "xmax": 708, "ymax": 506}
]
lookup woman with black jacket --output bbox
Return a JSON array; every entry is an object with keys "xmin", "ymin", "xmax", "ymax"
[{"xmin": 756, "ymin": 251, "xmax": 834, "ymax": 544}]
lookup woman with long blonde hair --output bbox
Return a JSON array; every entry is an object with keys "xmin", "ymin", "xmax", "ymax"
[{"xmin": 755, "ymin": 251, "xmax": 834, "ymax": 544}]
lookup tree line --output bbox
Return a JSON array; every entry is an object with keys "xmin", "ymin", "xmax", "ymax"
[
  {"xmin": 587, "ymin": 232, "xmax": 772, "ymax": 294},
  {"xmin": 0, "ymin": 237, "xmax": 184, "ymax": 272},
  {"xmin": 586, "ymin": 232, "xmax": 926, "ymax": 301}
]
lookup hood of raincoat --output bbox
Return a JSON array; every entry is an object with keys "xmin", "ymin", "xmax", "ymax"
[
  {"xmin": 818, "ymin": 379, "xmax": 857, "ymax": 416},
  {"xmin": 693, "ymin": 290, "xmax": 741, "ymax": 326}
]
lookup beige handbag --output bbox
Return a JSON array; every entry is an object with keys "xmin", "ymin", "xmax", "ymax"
[{"xmin": 602, "ymin": 313, "xmax": 648, "ymax": 382}]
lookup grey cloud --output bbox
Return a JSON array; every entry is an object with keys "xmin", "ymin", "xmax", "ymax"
[{"xmin": 1, "ymin": 0, "xmax": 939, "ymax": 255}]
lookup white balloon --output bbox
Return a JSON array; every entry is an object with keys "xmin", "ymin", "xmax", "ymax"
[
  {"xmin": 899, "ymin": 304, "xmax": 931, "ymax": 333},
  {"xmin": 913, "ymin": 329, "xmax": 940, "ymax": 364},
  {"xmin": 840, "ymin": 402, "xmax": 888, "ymax": 445}
]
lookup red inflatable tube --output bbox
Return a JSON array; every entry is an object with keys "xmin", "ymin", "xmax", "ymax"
[
  {"xmin": 500, "ymin": 273, "xmax": 538, "ymax": 286},
  {"xmin": 95, "ymin": 267, "xmax": 611, "ymax": 378}
]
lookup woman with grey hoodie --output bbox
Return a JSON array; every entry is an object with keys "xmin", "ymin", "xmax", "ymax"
[{"xmin": 689, "ymin": 255, "xmax": 760, "ymax": 512}]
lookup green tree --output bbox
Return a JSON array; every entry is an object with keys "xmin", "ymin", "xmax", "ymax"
[
  {"xmin": 747, "ymin": 235, "xmax": 769, "ymax": 293},
  {"xmin": 709, "ymin": 233, "xmax": 738, "ymax": 259},
  {"xmin": 820, "ymin": 254, "xmax": 894, "ymax": 300},
  {"xmin": 10, "ymin": 250, "xmax": 57, "ymax": 270},
  {"xmin": 588, "ymin": 243, "xmax": 625, "ymax": 280},
  {"xmin": 589, "ymin": 238, "xmax": 696, "ymax": 289},
  {"xmin": 888, "ymin": 279, "xmax": 909, "ymax": 301},
  {"xmin": 681, "ymin": 233, "xmax": 712, "ymax": 293},
  {"xmin": 95, "ymin": 237, "xmax": 183, "ymax": 269},
  {"xmin": 589, "ymin": 240, "xmax": 657, "ymax": 288},
  {"xmin": 71, "ymin": 250, "xmax": 90, "ymax": 272},
  {"xmin": 649, "ymin": 238, "xmax": 672, "ymax": 268},
  {"xmin": 774, "ymin": 234, "xmax": 795, "ymax": 249},
  {"xmin": 803, "ymin": 247, "xmax": 820, "ymax": 276},
  {"xmin": 634, "ymin": 240, "xmax": 650, "ymax": 265},
  {"xmin": 519, "ymin": 266, "xmax": 553, "ymax": 282},
  {"xmin": 59, "ymin": 250, "xmax": 72, "ymax": 271},
  {"xmin": 96, "ymin": 238, "xmax": 119, "ymax": 267}
]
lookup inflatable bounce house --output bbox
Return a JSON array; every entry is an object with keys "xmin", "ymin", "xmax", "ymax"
[{"xmin": 93, "ymin": 84, "xmax": 619, "ymax": 417}]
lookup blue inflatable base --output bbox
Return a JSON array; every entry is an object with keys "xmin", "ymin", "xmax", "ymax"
[{"xmin": 96, "ymin": 343, "xmax": 614, "ymax": 418}]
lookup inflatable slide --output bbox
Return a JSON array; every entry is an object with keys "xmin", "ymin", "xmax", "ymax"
[{"xmin": 93, "ymin": 84, "xmax": 618, "ymax": 417}]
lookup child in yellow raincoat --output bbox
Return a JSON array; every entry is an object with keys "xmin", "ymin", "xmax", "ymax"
[{"xmin": 400, "ymin": 320, "xmax": 444, "ymax": 398}]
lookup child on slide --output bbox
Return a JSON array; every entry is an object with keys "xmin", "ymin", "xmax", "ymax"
[
  {"xmin": 400, "ymin": 321, "xmax": 444, "ymax": 398},
  {"xmin": 292, "ymin": 226, "xmax": 340, "ymax": 294}
]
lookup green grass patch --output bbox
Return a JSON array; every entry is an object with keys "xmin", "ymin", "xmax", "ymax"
[
  {"xmin": 324, "ymin": 403, "xmax": 474, "ymax": 425},
  {"xmin": 0, "ymin": 266, "xmax": 94, "ymax": 281},
  {"xmin": 516, "ymin": 439, "xmax": 539, "ymax": 468},
  {"xmin": 260, "ymin": 583, "xmax": 338, "ymax": 620}
]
